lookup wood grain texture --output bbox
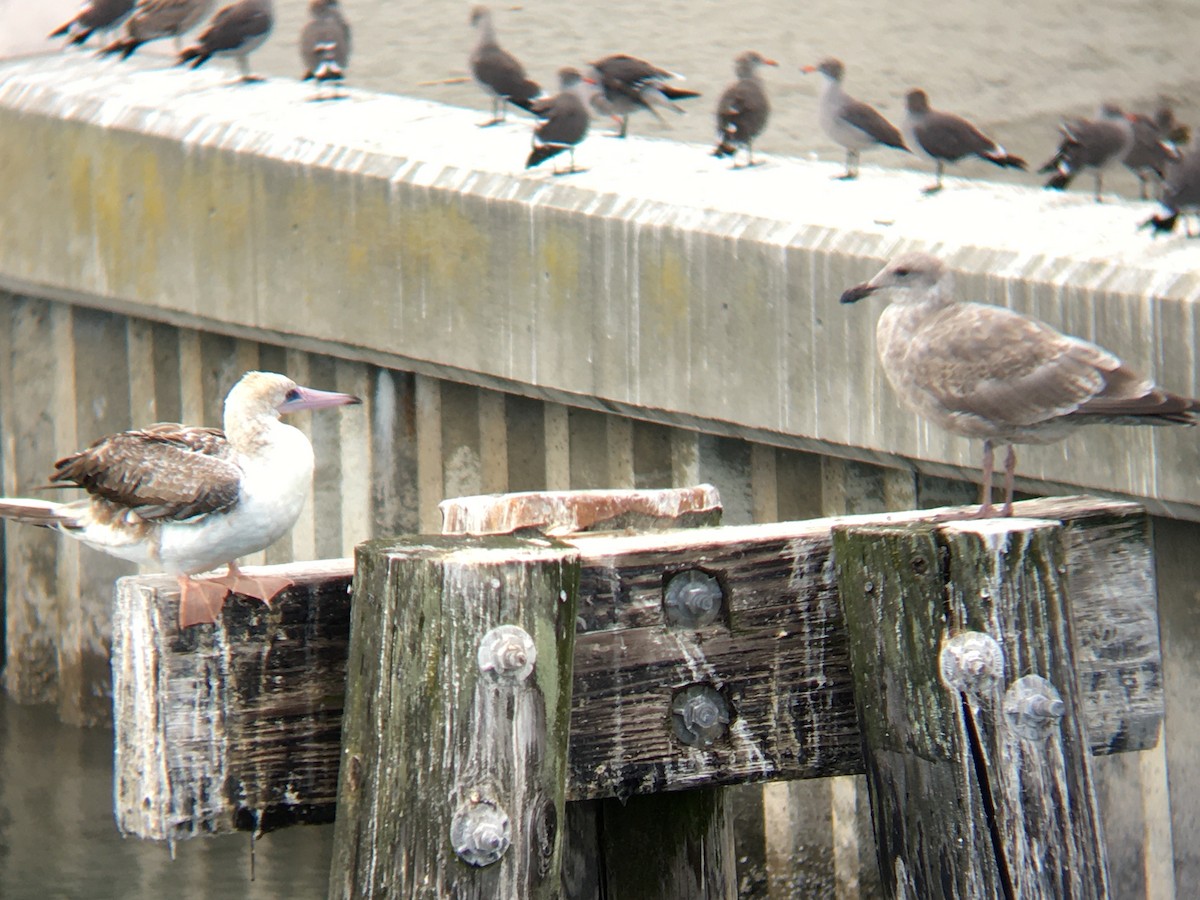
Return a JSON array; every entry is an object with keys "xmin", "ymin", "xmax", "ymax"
[
  {"xmin": 834, "ymin": 520, "xmax": 1111, "ymax": 898},
  {"xmin": 328, "ymin": 537, "xmax": 581, "ymax": 900},
  {"xmin": 111, "ymin": 496, "xmax": 1161, "ymax": 844}
]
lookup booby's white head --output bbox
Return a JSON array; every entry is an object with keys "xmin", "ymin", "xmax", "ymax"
[
  {"xmin": 839, "ymin": 252, "xmax": 955, "ymax": 308},
  {"xmin": 224, "ymin": 371, "xmax": 360, "ymax": 451}
]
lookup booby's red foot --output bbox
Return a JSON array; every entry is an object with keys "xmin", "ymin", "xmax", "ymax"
[
  {"xmin": 215, "ymin": 571, "xmax": 297, "ymax": 607},
  {"xmin": 177, "ymin": 576, "xmax": 232, "ymax": 628}
]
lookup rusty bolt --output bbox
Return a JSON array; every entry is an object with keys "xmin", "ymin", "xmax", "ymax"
[
  {"xmin": 671, "ymin": 683, "xmax": 731, "ymax": 747},
  {"xmin": 477, "ymin": 625, "xmax": 536, "ymax": 683},
  {"xmin": 451, "ymin": 795, "xmax": 511, "ymax": 867},
  {"xmin": 940, "ymin": 631, "xmax": 1005, "ymax": 697},
  {"xmin": 663, "ymin": 569, "xmax": 725, "ymax": 628},
  {"xmin": 1004, "ymin": 675, "xmax": 1065, "ymax": 741}
]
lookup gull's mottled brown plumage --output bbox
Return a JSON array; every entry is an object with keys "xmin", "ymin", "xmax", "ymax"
[{"xmin": 841, "ymin": 252, "xmax": 1199, "ymax": 515}]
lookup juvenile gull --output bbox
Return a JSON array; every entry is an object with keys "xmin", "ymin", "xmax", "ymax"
[
  {"xmin": 803, "ymin": 57, "xmax": 908, "ymax": 179},
  {"xmin": 50, "ymin": 0, "xmax": 136, "ymax": 47},
  {"xmin": 588, "ymin": 54, "xmax": 701, "ymax": 138},
  {"xmin": 300, "ymin": 0, "xmax": 351, "ymax": 97},
  {"xmin": 178, "ymin": 0, "xmax": 274, "ymax": 82},
  {"xmin": 712, "ymin": 51, "xmax": 777, "ymax": 168},
  {"xmin": 1143, "ymin": 147, "xmax": 1200, "ymax": 237},
  {"xmin": 902, "ymin": 88, "xmax": 1026, "ymax": 193},
  {"xmin": 469, "ymin": 5, "xmax": 540, "ymax": 126},
  {"xmin": 840, "ymin": 252, "xmax": 1199, "ymax": 517},
  {"xmin": 526, "ymin": 67, "xmax": 591, "ymax": 174},
  {"xmin": 1039, "ymin": 104, "xmax": 1136, "ymax": 202},
  {"xmin": 0, "ymin": 372, "xmax": 360, "ymax": 626},
  {"xmin": 100, "ymin": 0, "xmax": 215, "ymax": 58}
]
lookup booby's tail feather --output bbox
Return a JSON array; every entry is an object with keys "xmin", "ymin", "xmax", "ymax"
[{"xmin": 0, "ymin": 499, "xmax": 75, "ymax": 528}]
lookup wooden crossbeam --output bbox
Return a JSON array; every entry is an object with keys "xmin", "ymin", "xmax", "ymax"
[{"xmin": 113, "ymin": 496, "xmax": 1161, "ymax": 843}]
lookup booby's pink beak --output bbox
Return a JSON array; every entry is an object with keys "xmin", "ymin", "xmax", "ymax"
[{"xmin": 279, "ymin": 385, "xmax": 362, "ymax": 414}]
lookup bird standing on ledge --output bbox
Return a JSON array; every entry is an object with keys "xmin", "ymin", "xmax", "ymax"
[
  {"xmin": 178, "ymin": 0, "xmax": 274, "ymax": 82},
  {"xmin": 841, "ymin": 253, "xmax": 1198, "ymax": 517},
  {"xmin": 469, "ymin": 5, "xmax": 541, "ymax": 126},
  {"xmin": 803, "ymin": 57, "xmax": 908, "ymax": 179},
  {"xmin": 902, "ymin": 88, "xmax": 1027, "ymax": 193},
  {"xmin": 712, "ymin": 50, "xmax": 777, "ymax": 168},
  {"xmin": 99, "ymin": 0, "xmax": 216, "ymax": 59},
  {"xmin": 588, "ymin": 54, "xmax": 701, "ymax": 138},
  {"xmin": 300, "ymin": 0, "xmax": 352, "ymax": 99},
  {"xmin": 50, "ymin": 0, "xmax": 136, "ymax": 47},
  {"xmin": 526, "ymin": 67, "xmax": 592, "ymax": 174},
  {"xmin": 0, "ymin": 372, "xmax": 360, "ymax": 627}
]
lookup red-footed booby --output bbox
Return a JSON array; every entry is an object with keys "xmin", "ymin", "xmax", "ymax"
[
  {"xmin": 300, "ymin": 0, "xmax": 352, "ymax": 99},
  {"xmin": 803, "ymin": 57, "xmax": 908, "ymax": 179},
  {"xmin": 99, "ymin": 0, "xmax": 216, "ymax": 59},
  {"xmin": 0, "ymin": 371, "xmax": 360, "ymax": 627},
  {"xmin": 712, "ymin": 50, "xmax": 777, "ymax": 168},
  {"xmin": 527, "ymin": 67, "xmax": 592, "ymax": 174},
  {"xmin": 178, "ymin": 0, "xmax": 274, "ymax": 82},
  {"xmin": 902, "ymin": 88, "xmax": 1027, "ymax": 193},
  {"xmin": 840, "ymin": 253, "xmax": 1199, "ymax": 517},
  {"xmin": 469, "ymin": 5, "xmax": 541, "ymax": 126},
  {"xmin": 588, "ymin": 54, "xmax": 701, "ymax": 138},
  {"xmin": 50, "ymin": 0, "xmax": 136, "ymax": 47}
]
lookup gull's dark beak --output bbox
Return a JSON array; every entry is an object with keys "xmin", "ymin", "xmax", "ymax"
[{"xmin": 839, "ymin": 283, "xmax": 877, "ymax": 304}]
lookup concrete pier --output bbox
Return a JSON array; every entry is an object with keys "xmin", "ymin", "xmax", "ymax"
[
  {"xmin": 0, "ymin": 52, "xmax": 1195, "ymax": 895},
  {"xmin": 0, "ymin": 53, "xmax": 1196, "ymax": 519}
]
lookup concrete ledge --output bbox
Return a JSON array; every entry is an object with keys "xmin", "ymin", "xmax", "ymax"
[{"xmin": 1, "ymin": 54, "xmax": 1198, "ymax": 517}]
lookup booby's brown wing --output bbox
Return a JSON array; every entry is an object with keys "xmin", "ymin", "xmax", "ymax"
[{"xmin": 51, "ymin": 425, "xmax": 243, "ymax": 522}]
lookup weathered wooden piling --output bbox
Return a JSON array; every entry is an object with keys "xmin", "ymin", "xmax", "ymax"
[
  {"xmin": 328, "ymin": 537, "xmax": 581, "ymax": 899},
  {"xmin": 834, "ymin": 519, "xmax": 1111, "ymax": 898}
]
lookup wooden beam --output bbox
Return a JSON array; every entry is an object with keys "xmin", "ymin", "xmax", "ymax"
[
  {"xmin": 111, "ymin": 496, "xmax": 1161, "ymax": 843},
  {"xmin": 834, "ymin": 518, "xmax": 1110, "ymax": 897},
  {"xmin": 327, "ymin": 537, "xmax": 581, "ymax": 899}
]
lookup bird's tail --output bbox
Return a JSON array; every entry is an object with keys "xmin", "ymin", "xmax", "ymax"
[
  {"xmin": 526, "ymin": 143, "xmax": 565, "ymax": 169},
  {"xmin": 982, "ymin": 148, "xmax": 1027, "ymax": 170},
  {"xmin": 506, "ymin": 79, "xmax": 543, "ymax": 114},
  {"xmin": 100, "ymin": 37, "xmax": 141, "ymax": 59},
  {"xmin": 647, "ymin": 84, "xmax": 701, "ymax": 116},
  {"xmin": 712, "ymin": 139, "xmax": 736, "ymax": 158},
  {"xmin": 308, "ymin": 42, "xmax": 344, "ymax": 82},
  {"xmin": 68, "ymin": 29, "xmax": 95, "ymax": 47},
  {"xmin": 1140, "ymin": 211, "xmax": 1179, "ymax": 236},
  {"xmin": 49, "ymin": 20, "xmax": 73, "ymax": 38},
  {"xmin": 1043, "ymin": 168, "xmax": 1074, "ymax": 191},
  {"xmin": 178, "ymin": 46, "xmax": 208, "ymax": 69},
  {"xmin": 0, "ymin": 498, "xmax": 74, "ymax": 528}
]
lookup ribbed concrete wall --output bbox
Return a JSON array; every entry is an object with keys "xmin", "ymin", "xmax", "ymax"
[
  {"xmin": 0, "ymin": 54, "xmax": 1197, "ymax": 520},
  {"xmin": 0, "ymin": 53, "xmax": 1194, "ymax": 896}
]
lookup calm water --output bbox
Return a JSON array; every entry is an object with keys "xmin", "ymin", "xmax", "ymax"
[{"xmin": 0, "ymin": 1, "xmax": 1198, "ymax": 896}]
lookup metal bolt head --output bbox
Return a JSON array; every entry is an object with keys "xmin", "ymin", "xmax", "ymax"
[
  {"xmin": 663, "ymin": 569, "xmax": 725, "ymax": 628},
  {"xmin": 451, "ymin": 796, "xmax": 511, "ymax": 867},
  {"xmin": 477, "ymin": 625, "xmax": 536, "ymax": 683},
  {"xmin": 940, "ymin": 631, "xmax": 1005, "ymax": 697},
  {"xmin": 671, "ymin": 683, "xmax": 732, "ymax": 747},
  {"xmin": 1004, "ymin": 675, "xmax": 1065, "ymax": 741}
]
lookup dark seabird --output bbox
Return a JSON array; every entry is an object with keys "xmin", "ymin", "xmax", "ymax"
[
  {"xmin": 99, "ymin": 0, "xmax": 215, "ymax": 58},
  {"xmin": 527, "ymin": 67, "xmax": 591, "ymax": 174},
  {"xmin": 1143, "ymin": 148, "xmax": 1200, "ymax": 237},
  {"xmin": 841, "ymin": 252, "xmax": 1198, "ymax": 517},
  {"xmin": 1038, "ymin": 104, "xmax": 1136, "ymax": 202},
  {"xmin": 178, "ymin": 0, "xmax": 274, "ymax": 82},
  {"xmin": 50, "ymin": 0, "xmax": 136, "ymax": 47},
  {"xmin": 803, "ymin": 57, "xmax": 908, "ymax": 179},
  {"xmin": 588, "ymin": 54, "xmax": 701, "ymax": 138},
  {"xmin": 469, "ymin": 5, "xmax": 541, "ymax": 126},
  {"xmin": 902, "ymin": 89, "xmax": 1027, "ymax": 193},
  {"xmin": 0, "ymin": 372, "xmax": 360, "ymax": 627},
  {"xmin": 1123, "ymin": 104, "xmax": 1186, "ymax": 200},
  {"xmin": 712, "ymin": 51, "xmax": 778, "ymax": 168},
  {"xmin": 300, "ymin": 0, "xmax": 351, "ymax": 98}
]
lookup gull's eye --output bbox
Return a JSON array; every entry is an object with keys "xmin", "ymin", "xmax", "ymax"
[
  {"xmin": 284, "ymin": 388, "xmax": 302, "ymax": 403},
  {"xmin": 894, "ymin": 267, "xmax": 911, "ymax": 278}
]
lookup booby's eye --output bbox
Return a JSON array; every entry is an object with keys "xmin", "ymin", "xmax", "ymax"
[{"xmin": 284, "ymin": 388, "xmax": 302, "ymax": 403}]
